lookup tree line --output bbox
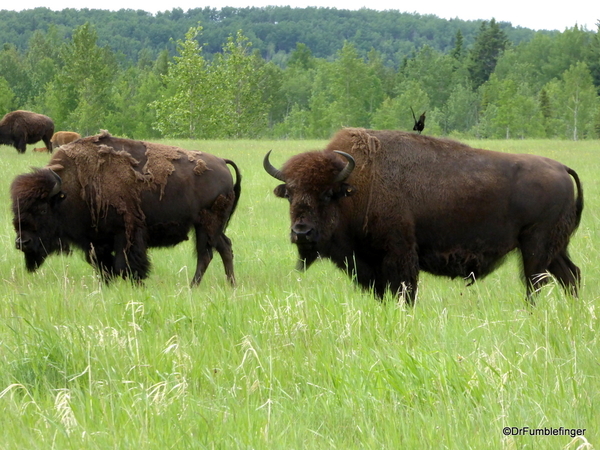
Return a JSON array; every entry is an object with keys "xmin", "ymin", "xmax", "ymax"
[{"xmin": 0, "ymin": 8, "xmax": 599, "ymax": 140}]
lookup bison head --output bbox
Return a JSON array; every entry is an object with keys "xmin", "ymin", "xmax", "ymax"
[
  {"xmin": 264, "ymin": 150, "xmax": 356, "ymax": 269},
  {"xmin": 11, "ymin": 168, "xmax": 68, "ymax": 271}
]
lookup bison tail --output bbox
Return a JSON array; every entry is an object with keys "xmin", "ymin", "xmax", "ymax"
[
  {"xmin": 567, "ymin": 167, "xmax": 584, "ymax": 230},
  {"xmin": 224, "ymin": 159, "xmax": 242, "ymax": 226}
]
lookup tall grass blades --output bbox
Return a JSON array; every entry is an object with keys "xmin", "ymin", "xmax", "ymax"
[{"xmin": 0, "ymin": 139, "xmax": 597, "ymax": 449}]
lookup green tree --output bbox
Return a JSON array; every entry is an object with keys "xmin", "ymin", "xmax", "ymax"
[
  {"xmin": 25, "ymin": 27, "xmax": 61, "ymax": 106},
  {"xmin": 153, "ymin": 25, "xmax": 211, "ymax": 138},
  {"xmin": 538, "ymin": 87, "xmax": 553, "ymax": 137},
  {"xmin": 441, "ymin": 83, "xmax": 479, "ymax": 134},
  {"xmin": 451, "ymin": 30, "xmax": 464, "ymax": 60},
  {"xmin": 587, "ymin": 21, "xmax": 600, "ymax": 92},
  {"xmin": 329, "ymin": 42, "xmax": 382, "ymax": 128},
  {"xmin": 42, "ymin": 23, "xmax": 116, "ymax": 134},
  {"xmin": 212, "ymin": 30, "xmax": 271, "ymax": 138},
  {"xmin": 371, "ymin": 80, "xmax": 429, "ymax": 131},
  {"xmin": 0, "ymin": 76, "xmax": 15, "ymax": 115},
  {"xmin": 479, "ymin": 74, "xmax": 544, "ymax": 138},
  {"xmin": 398, "ymin": 45, "xmax": 455, "ymax": 108},
  {"xmin": 0, "ymin": 44, "xmax": 30, "ymax": 108},
  {"xmin": 548, "ymin": 62, "xmax": 599, "ymax": 140},
  {"xmin": 468, "ymin": 19, "xmax": 509, "ymax": 89}
]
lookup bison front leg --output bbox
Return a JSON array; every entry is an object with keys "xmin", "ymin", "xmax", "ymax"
[
  {"xmin": 14, "ymin": 137, "xmax": 26, "ymax": 154},
  {"xmin": 87, "ymin": 242, "xmax": 116, "ymax": 282},
  {"xmin": 113, "ymin": 231, "xmax": 150, "ymax": 282},
  {"xmin": 378, "ymin": 239, "xmax": 420, "ymax": 305}
]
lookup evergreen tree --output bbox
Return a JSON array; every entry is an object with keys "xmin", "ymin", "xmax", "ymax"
[
  {"xmin": 468, "ymin": 19, "xmax": 509, "ymax": 89},
  {"xmin": 539, "ymin": 88, "xmax": 552, "ymax": 137},
  {"xmin": 451, "ymin": 30, "xmax": 464, "ymax": 60},
  {"xmin": 41, "ymin": 23, "xmax": 116, "ymax": 134},
  {"xmin": 587, "ymin": 21, "xmax": 600, "ymax": 92}
]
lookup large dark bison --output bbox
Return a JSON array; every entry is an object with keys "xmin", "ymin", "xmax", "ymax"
[
  {"xmin": 0, "ymin": 110, "xmax": 54, "ymax": 153},
  {"xmin": 264, "ymin": 128, "xmax": 583, "ymax": 304},
  {"xmin": 11, "ymin": 131, "xmax": 241, "ymax": 286}
]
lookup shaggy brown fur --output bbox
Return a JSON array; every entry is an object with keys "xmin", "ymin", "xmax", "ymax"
[
  {"xmin": 266, "ymin": 127, "xmax": 583, "ymax": 304},
  {"xmin": 0, "ymin": 110, "xmax": 54, "ymax": 153},
  {"xmin": 11, "ymin": 130, "xmax": 242, "ymax": 286},
  {"xmin": 51, "ymin": 131, "xmax": 81, "ymax": 150}
]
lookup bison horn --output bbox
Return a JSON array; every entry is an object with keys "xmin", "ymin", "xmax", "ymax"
[
  {"xmin": 263, "ymin": 150, "xmax": 286, "ymax": 182},
  {"xmin": 48, "ymin": 169, "xmax": 62, "ymax": 197},
  {"xmin": 333, "ymin": 151, "xmax": 356, "ymax": 183}
]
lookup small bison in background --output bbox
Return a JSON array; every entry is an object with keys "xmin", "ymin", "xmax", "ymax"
[
  {"xmin": 0, "ymin": 110, "xmax": 54, "ymax": 153},
  {"xmin": 11, "ymin": 130, "xmax": 242, "ymax": 287},
  {"xmin": 33, "ymin": 147, "xmax": 49, "ymax": 153},
  {"xmin": 264, "ymin": 128, "xmax": 583, "ymax": 304},
  {"xmin": 51, "ymin": 131, "xmax": 81, "ymax": 150}
]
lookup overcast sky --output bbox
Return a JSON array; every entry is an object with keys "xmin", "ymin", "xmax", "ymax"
[{"xmin": 2, "ymin": 1, "xmax": 598, "ymax": 32}]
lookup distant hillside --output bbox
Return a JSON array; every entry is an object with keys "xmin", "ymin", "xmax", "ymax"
[{"xmin": 0, "ymin": 6, "xmax": 541, "ymax": 66}]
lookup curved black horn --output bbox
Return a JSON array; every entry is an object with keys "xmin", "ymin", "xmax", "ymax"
[
  {"xmin": 263, "ymin": 150, "xmax": 286, "ymax": 182},
  {"xmin": 48, "ymin": 169, "xmax": 62, "ymax": 197},
  {"xmin": 333, "ymin": 151, "xmax": 355, "ymax": 183}
]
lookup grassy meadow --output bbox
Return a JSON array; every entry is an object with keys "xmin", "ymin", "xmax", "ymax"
[{"xmin": 0, "ymin": 137, "xmax": 598, "ymax": 449}]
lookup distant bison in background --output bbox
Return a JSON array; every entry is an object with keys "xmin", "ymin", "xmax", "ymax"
[
  {"xmin": 0, "ymin": 110, "xmax": 54, "ymax": 153},
  {"xmin": 33, "ymin": 147, "xmax": 49, "ymax": 153},
  {"xmin": 11, "ymin": 131, "xmax": 242, "ymax": 286},
  {"xmin": 264, "ymin": 128, "xmax": 583, "ymax": 304},
  {"xmin": 51, "ymin": 131, "xmax": 81, "ymax": 150}
]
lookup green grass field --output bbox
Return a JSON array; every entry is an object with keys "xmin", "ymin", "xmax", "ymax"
[{"xmin": 0, "ymin": 137, "xmax": 598, "ymax": 449}]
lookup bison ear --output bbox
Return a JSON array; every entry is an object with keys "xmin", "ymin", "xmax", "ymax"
[{"xmin": 274, "ymin": 184, "xmax": 287, "ymax": 198}]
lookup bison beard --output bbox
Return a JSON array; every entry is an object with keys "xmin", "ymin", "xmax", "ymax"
[
  {"xmin": 11, "ymin": 131, "xmax": 241, "ymax": 287},
  {"xmin": 265, "ymin": 128, "xmax": 583, "ymax": 304}
]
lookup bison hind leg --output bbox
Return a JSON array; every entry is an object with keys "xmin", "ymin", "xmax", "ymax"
[
  {"xmin": 548, "ymin": 251, "xmax": 581, "ymax": 297},
  {"xmin": 192, "ymin": 193, "xmax": 237, "ymax": 287},
  {"xmin": 191, "ymin": 228, "xmax": 214, "ymax": 286},
  {"xmin": 216, "ymin": 233, "xmax": 235, "ymax": 286}
]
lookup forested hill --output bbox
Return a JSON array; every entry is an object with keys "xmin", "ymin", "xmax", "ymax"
[{"xmin": 0, "ymin": 6, "xmax": 538, "ymax": 65}]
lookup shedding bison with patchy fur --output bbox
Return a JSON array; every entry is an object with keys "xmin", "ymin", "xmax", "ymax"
[
  {"xmin": 0, "ymin": 110, "xmax": 54, "ymax": 153},
  {"xmin": 11, "ymin": 131, "xmax": 241, "ymax": 286},
  {"xmin": 264, "ymin": 128, "xmax": 583, "ymax": 304}
]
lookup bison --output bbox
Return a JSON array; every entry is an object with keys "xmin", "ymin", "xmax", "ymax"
[
  {"xmin": 11, "ymin": 130, "xmax": 241, "ymax": 286},
  {"xmin": 0, "ymin": 110, "xmax": 54, "ymax": 153},
  {"xmin": 264, "ymin": 128, "xmax": 583, "ymax": 304},
  {"xmin": 51, "ymin": 131, "xmax": 81, "ymax": 150}
]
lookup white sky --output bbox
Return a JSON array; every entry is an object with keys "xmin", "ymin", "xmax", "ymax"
[{"xmin": 2, "ymin": 1, "xmax": 598, "ymax": 32}]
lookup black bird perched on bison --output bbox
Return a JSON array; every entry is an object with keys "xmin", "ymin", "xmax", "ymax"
[
  {"xmin": 11, "ymin": 130, "xmax": 241, "ymax": 287},
  {"xmin": 264, "ymin": 128, "xmax": 583, "ymax": 305},
  {"xmin": 410, "ymin": 107, "xmax": 426, "ymax": 134}
]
